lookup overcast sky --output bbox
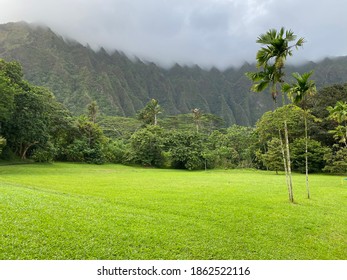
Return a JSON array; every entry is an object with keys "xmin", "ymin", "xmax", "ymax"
[{"xmin": 0, "ymin": 0, "xmax": 346, "ymax": 69}]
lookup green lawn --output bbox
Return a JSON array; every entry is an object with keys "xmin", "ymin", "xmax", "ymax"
[{"xmin": 0, "ymin": 163, "xmax": 346, "ymax": 260}]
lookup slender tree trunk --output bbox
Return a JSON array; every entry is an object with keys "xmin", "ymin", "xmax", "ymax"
[
  {"xmin": 154, "ymin": 113, "xmax": 157, "ymax": 126},
  {"xmin": 304, "ymin": 113, "xmax": 310, "ymax": 199},
  {"xmin": 284, "ymin": 121, "xmax": 294, "ymax": 203},
  {"xmin": 279, "ymin": 129, "xmax": 290, "ymax": 200}
]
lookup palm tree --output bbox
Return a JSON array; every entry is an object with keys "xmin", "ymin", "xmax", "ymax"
[
  {"xmin": 246, "ymin": 27, "xmax": 305, "ymax": 203},
  {"xmin": 255, "ymin": 27, "xmax": 305, "ymax": 105},
  {"xmin": 87, "ymin": 101, "xmax": 99, "ymax": 123},
  {"xmin": 192, "ymin": 108, "xmax": 202, "ymax": 133},
  {"xmin": 283, "ymin": 71, "xmax": 317, "ymax": 199},
  {"xmin": 138, "ymin": 99, "xmax": 162, "ymax": 126},
  {"xmin": 246, "ymin": 64, "xmax": 280, "ymax": 103}
]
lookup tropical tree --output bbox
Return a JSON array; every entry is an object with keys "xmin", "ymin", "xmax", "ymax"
[
  {"xmin": 260, "ymin": 138, "xmax": 283, "ymax": 174},
  {"xmin": 127, "ymin": 125, "xmax": 166, "ymax": 167},
  {"xmin": 246, "ymin": 27, "xmax": 305, "ymax": 203},
  {"xmin": 323, "ymin": 101, "xmax": 347, "ymax": 174},
  {"xmin": 166, "ymin": 130, "xmax": 207, "ymax": 170},
  {"xmin": 87, "ymin": 101, "xmax": 99, "ymax": 123},
  {"xmin": 192, "ymin": 108, "xmax": 202, "ymax": 133},
  {"xmin": 3, "ymin": 87, "xmax": 57, "ymax": 159},
  {"xmin": 283, "ymin": 71, "xmax": 317, "ymax": 198},
  {"xmin": 137, "ymin": 99, "xmax": 162, "ymax": 126},
  {"xmin": 327, "ymin": 101, "xmax": 347, "ymax": 147}
]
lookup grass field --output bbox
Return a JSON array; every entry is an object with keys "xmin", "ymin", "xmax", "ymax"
[{"xmin": 0, "ymin": 162, "xmax": 346, "ymax": 260}]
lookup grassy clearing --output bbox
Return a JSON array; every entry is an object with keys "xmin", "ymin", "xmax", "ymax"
[{"xmin": 0, "ymin": 163, "xmax": 346, "ymax": 260}]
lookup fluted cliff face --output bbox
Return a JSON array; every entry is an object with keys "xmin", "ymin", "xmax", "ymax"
[{"xmin": 1, "ymin": 22, "xmax": 346, "ymax": 125}]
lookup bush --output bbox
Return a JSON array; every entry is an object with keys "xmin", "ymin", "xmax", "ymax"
[
  {"xmin": 65, "ymin": 139, "xmax": 105, "ymax": 164},
  {"xmin": 127, "ymin": 125, "xmax": 166, "ymax": 167},
  {"xmin": 323, "ymin": 147, "xmax": 347, "ymax": 174},
  {"xmin": 102, "ymin": 139, "xmax": 127, "ymax": 163},
  {"xmin": 0, "ymin": 136, "xmax": 6, "ymax": 155},
  {"xmin": 167, "ymin": 131, "xmax": 206, "ymax": 170},
  {"xmin": 32, "ymin": 143, "xmax": 56, "ymax": 163}
]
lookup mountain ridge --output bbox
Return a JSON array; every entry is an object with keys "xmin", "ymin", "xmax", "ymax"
[{"xmin": 1, "ymin": 21, "xmax": 346, "ymax": 125}]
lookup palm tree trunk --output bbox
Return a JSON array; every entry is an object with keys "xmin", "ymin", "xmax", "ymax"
[
  {"xmin": 284, "ymin": 121, "xmax": 294, "ymax": 203},
  {"xmin": 304, "ymin": 112, "xmax": 310, "ymax": 199},
  {"xmin": 279, "ymin": 129, "xmax": 290, "ymax": 200}
]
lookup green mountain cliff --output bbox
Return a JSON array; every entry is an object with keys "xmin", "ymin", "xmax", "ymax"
[{"xmin": 1, "ymin": 22, "xmax": 346, "ymax": 125}]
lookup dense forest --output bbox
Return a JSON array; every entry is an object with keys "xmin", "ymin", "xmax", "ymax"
[
  {"xmin": 1, "ymin": 57, "xmax": 346, "ymax": 173},
  {"xmin": 0, "ymin": 22, "xmax": 347, "ymax": 173}
]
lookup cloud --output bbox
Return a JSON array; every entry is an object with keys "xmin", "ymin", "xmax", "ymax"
[{"xmin": 0, "ymin": 0, "xmax": 346, "ymax": 69}]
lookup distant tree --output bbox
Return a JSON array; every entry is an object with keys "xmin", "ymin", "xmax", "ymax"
[
  {"xmin": 166, "ymin": 130, "xmax": 206, "ymax": 170},
  {"xmin": 97, "ymin": 116, "xmax": 142, "ymax": 139},
  {"xmin": 0, "ymin": 59, "xmax": 17, "ymax": 132},
  {"xmin": 63, "ymin": 116, "xmax": 106, "ymax": 164},
  {"xmin": 127, "ymin": 125, "xmax": 166, "ymax": 167},
  {"xmin": 87, "ymin": 101, "xmax": 99, "ymax": 123},
  {"xmin": 323, "ymin": 147, "xmax": 347, "ymax": 174},
  {"xmin": 291, "ymin": 138, "xmax": 329, "ymax": 173},
  {"xmin": 323, "ymin": 101, "xmax": 347, "ymax": 174},
  {"xmin": 283, "ymin": 71, "xmax": 317, "ymax": 198},
  {"xmin": 137, "ymin": 99, "xmax": 162, "ymax": 126},
  {"xmin": 260, "ymin": 138, "xmax": 283, "ymax": 174},
  {"xmin": 192, "ymin": 108, "xmax": 202, "ymax": 133},
  {"xmin": 303, "ymin": 84, "xmax": 347, "ymax": 146},
  {"xmin": 207, "ymin": 130, "xmax": 239, "ymax": 168}
]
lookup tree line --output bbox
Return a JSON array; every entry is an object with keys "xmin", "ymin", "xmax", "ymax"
[{"xmin": 0, "ymin": 53, "xmax": 346, "ymax": 175}]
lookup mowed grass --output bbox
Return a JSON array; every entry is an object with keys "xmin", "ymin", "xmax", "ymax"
[{"xmin": 0, "ymin": 163, "xmax": 346, "ymax": 260}]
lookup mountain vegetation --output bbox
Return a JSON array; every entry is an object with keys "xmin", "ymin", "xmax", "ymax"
[
  {"xmin": 1, "ymin": 21, "xmax": 347, "ymax": 126},
  {"xmin": 1, "ymin": 22, "xmax": 347, "ymax": 178}
]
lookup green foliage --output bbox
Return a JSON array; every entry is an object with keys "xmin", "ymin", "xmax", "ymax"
[
  {"xmin": 31, "ymin": 142, "xmax": 56, "ymax": 163},
  {"xmin": 247, "ymin": 27, "xmax": 305, "ymax": 105},
  {"xmin": 323, "ymin": 147, "xmax": 347, "ymax": 174},
  {"xmin": 2, "ymin": 23, "xmax": 347, "ymax": 127},
  {"xmin": 256, "ymin": 105, "xmax": 307, "ymax": 143},
  {"xmin": 62, "ymin": 117, "xmax": 106, "ymax": 164},
  {"xmin": 87, "ymin": 100, "xmax": 99, "ymax": 123},
  {"xmin": 3, "ymin": 87, "xmax": 56, "ymax": 159},
  {"xmin": 127, "ymin": 125, "xmax": 166, "ymax": 167},
  {"xmin": 327, "ymin": 101, "xmax": 347, "ymax": 147},
  {"xmin": 166, "ymin": 131, "xmax": 207, "ymax": 170},
  {"xmin": 97, "ymin": 116, "xmax": 142, "ymax": 139},
  {"xmin": 0, "ymin": 59, "xmax": 18, "ymax": 128},
  {"xmin": 102, "ymin": 139, "xmax": 127, "ymax": 164},
  {"xmin": 303, "ymin": 84, "xmax": 347, "ymax": 146},
  {"xmin": 291, "ymin": 138, "xmax": 329, "ymax": 173},
  {"xmin": 259, "ymin": 138, "xmax": 284, "ymax": 173},
  {"xmin": 137, "ymin": 99, "xmax": 162, "ymax": 126},
  {"xmin": 0, "ymin": 136, "xmax": 6, "ymax": 154}
]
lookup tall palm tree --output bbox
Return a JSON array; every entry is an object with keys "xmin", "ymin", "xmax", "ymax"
[
  {"xmin": 246, "ymin": 27, "xmax": 305, "ymax": 203},
  {"xmin": 255, "ymin": 27, "xmax": 305, "ymax": 105},
  {"xmin": 283, "ymin": 71, "xmax": 317, "ymax": 199}
]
